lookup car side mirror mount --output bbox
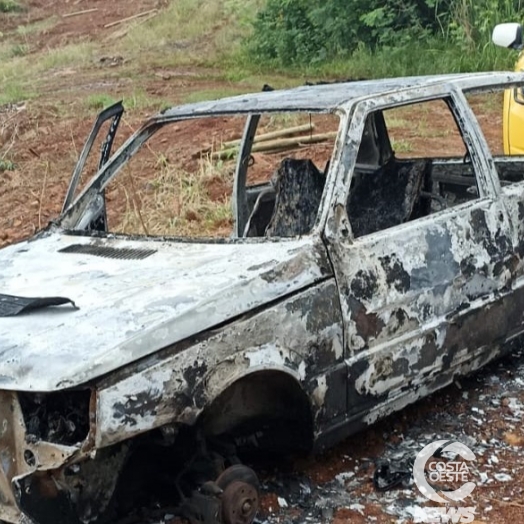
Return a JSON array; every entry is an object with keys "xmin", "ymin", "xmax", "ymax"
[{"xmin": 492, "ymin": 23, "xmax": 523, "ymax": 50}]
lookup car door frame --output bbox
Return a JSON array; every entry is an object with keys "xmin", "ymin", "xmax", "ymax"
[{"xmin": 319, "ymin": 83, "xmax": 515, "ymax": 443}]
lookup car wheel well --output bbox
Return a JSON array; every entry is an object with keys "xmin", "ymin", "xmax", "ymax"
[{"xmin": 200, "ymin": 370, "xmax": 314, "ymax": 456}]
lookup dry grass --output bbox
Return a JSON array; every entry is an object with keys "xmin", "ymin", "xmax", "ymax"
[
  {"xmin": 0, "ymin": 42, "xmax": 97, "ymax": 104},
  {"xmin": 119, "ymin": 0, "xmax": 265, "ymax": 67},
  {"xmin": 115, "ymin": 154, "xmax": 235, "ymax": 237}
]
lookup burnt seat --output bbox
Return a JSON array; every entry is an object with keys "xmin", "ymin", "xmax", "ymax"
[
  {"xmin": 265, "ymin": 158, "xmax": 326, "ymax": 237},
  {"xmin": 348, "ymin": 158, "xmax": 431, "ymax": 238}
]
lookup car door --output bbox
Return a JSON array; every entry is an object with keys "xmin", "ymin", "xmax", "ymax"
[
  {"xmin": 504, "ymin": 84, "xmax": 524, "ymax": 155},
  {"xmin": 504, "ymin": 52, "xmax": 524, "ymax": 155},
  {"xmin": 324, "ymin": 89, "xmax": 514, "ymax": 421}
]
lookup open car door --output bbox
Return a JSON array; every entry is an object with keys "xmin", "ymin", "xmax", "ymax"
[{"xmin": 61, "ymin": 101, "xmax": 124, "ymax": 230}]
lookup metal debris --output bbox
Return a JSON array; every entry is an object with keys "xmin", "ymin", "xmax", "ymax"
[{"xmin": 0, "ymin": 293, "xmax": 77, "ymax": 316}]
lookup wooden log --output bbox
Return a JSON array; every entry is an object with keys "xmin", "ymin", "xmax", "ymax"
[
  {"xmin": 253, "ymin": 131, "xmax": 336, "ymax": 152},
  {"xmin": 222, "ymin": 123, "xmax": 315, "ymax": 148},
  {"xmin": 63, "ymin": 8, "xmax": 98, "ymax": 18},
  {"xmin": 194, "ymin": 123, "xmax": 319, "ymax": 158},
  {"xmin": 104, "ymin": 9, "xmax": 158, "ymax": 29},
  {"xmin": 210, "ymin": 132, "xmax": 336, "ymax": 160}
]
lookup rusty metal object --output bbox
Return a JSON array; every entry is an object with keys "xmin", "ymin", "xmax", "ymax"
[
  {"xmin": 216, "ymin": 465, "xmax": 259, "ymax": 493},
  {"xmin": 221, "ymin": 481, "xmax": 258, "ymax": 524},
  {"xmin": 217, "ymin": 466, "xmax": 259, "ymax": 524}
]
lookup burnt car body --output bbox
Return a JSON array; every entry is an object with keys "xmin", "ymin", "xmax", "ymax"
[{"xmin": 1, "ymin": 72, "xmax": 524, "ymax": 524}]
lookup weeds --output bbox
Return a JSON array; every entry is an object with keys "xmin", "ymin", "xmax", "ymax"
[
  {"xmin": 117, "ymin": 154, "xmax": 234, "ymax": 238},
  {"xmin": 86, "ymin": 94, "xmax": 117, "ymax": 111},
  {"xmin": 246, "ymin": 0, "xmax": 523, "ymax": 74},
  {"xmin": 118, "ymin": 0, "xmax": 265, "ymax": 67},
  {"xmin": 0, "ymin": 159, "xmax": 15, "ymax": 172},
  {"xmin": 0, "ymin": 82, "xmax": 33, "ymax": 105},
  {"xmin": 0, "ymin": 0, "xmax": 22, "ymax": 13},
  {"xmin": 182, "ymin": 88, "xmax": 245, "ymax": 104},
  {"xmin": 391, "ymin": 139, "xmax": 414, "ymax": 154}
]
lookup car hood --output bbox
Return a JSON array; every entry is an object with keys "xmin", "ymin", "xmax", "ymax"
[{"xmin": 0, "ymin": 231, "xmax": 331, "ymax": 391}]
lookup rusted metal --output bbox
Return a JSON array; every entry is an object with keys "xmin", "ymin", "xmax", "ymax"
[{"xmin": 221, "ymin": 481, "xmax": 258, "ymax": 524}]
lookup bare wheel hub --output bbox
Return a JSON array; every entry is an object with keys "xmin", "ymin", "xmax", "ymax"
[
  {"xmin": 221, "ymin": 481, "xmax": 258, "ymax": 524},
  {"xmin": 216, "ymin": 465, "xmax": 260, "ymax": 524}
]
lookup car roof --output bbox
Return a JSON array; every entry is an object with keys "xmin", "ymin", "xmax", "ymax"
[{"xmin": 158, "ymin": 72, "xmax": 524, "ymax": 118}]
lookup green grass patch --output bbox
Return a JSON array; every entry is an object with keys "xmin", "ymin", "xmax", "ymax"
[
  {"xmin": 236, "ymin": 37, "xmax": 518, "ymax": 81},
  {"xmin": 0, "ymin": 41, "xmax": 97, "ymax": 105},
  {"xmin": 0, "ymin": 0, "xmax": 22, "ymax": 13},
  {"xmin": 384, "ymin": 115, "xmax": 411, "ymax": 130},
  {"xmin": 0, "ymin": 159, "xmax": 15, "ymax": 172},
  {"xmin": 85, "ymin": 93, "xmax": 117, "ymax": 111},
  {"xmin": 16, "ymin": 16, "xmax": 58, "ymax": 37},
  {"xmin": 9, "ymin": 43, "xmax": 29, "ymax": 57},
  {"xmin": 117, "ymin": 0, "xmax": 265, "ymax": 67},
  {"xmin": 182, "ymin": 87, "xmax": 246, "ymax": 104},
  {"xmin": 85, "ymin": 91, "xmax": 171, "ymax": 113},
  {"xmin": 391, "ymin": 139, "xmax": 413, "ymax": 154},
  {"xmin": 39, "ymin": 42, "xmax": 95, "ymax": 70},
  {"xmin": 0, "ymin": 81, "xmax": 34, "ymax": 105},
  {"xmin": 0, "ymin": 42, "xmax": 95, "ymax": 81}
]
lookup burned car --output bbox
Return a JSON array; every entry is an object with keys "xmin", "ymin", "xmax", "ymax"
[{"xmin": 1, "ymin": 72, "xmax": 524, "ymax": 524}]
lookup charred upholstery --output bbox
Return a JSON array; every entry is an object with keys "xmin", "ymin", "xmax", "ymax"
[
  {"xmin": 347, "ymin": 158, "xmax": 431, "ymax": 237},
  {"xmin": 265, "ymin": 158, "xmax": 326, "ymax": 237}
]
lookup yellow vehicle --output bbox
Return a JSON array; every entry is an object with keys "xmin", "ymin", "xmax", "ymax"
[{"xmin": 493, "ymin": 23, "xmax": 524, "ymax": 154}]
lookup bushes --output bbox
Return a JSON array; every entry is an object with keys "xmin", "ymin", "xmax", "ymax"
[
  {"xmin": 248, "ymin": 0, "xmax": 524, "ymax": 69},
  {"xmin": 0, "ymin": 0, "xmax": 22, "ymax": 12}
]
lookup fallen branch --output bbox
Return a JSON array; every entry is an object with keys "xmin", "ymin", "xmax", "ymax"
[
  {"xmin": 210, "ymin": 132, "xmax": 336, "ymax": 160},
  {"xmin": 487, "ymin": 497, "xmax": 524, "ymax": 509},
  {"xmin": 63, "ymin": 8, "xmax": 98, "ymax": 18},
  {"xmin": 104, "ymin": 9, "xmax": 158, "ymax": 29}
]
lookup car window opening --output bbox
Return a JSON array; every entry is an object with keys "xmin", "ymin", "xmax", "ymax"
[{"xmin": 348, "ymin": 101, "xmax": 481, "ymax": 238}]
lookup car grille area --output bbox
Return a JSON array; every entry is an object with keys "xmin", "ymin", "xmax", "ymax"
[{"xmin": 18, "ymin": 390, "xmax": 91, "ymax": 446}]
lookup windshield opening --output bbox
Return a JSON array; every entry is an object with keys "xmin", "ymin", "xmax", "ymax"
[{"xmin": 69, "ymin": 111, "xmax": 340, "ymax": 239}]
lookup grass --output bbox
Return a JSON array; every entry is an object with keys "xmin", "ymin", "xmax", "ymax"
[
  {"xmin": 0, "ymin": 81, "xmax": 34, "ymax": 105},
  {"xmin": 85, "ymin": 94, "xmax": 118, "ymax": 111},
  {"xmin": 84, "ymin": 90, "xmax": 171, "ymax": 114},
  {"xmin": 39, "ymin": 42, "xmax": 96, "ymax": 70},
  {"xmin": 0, "ymin": 42, "xmax": 97, "ymax": 105},
  {"xmin": 182, "ymin": 87, "xmax": 246, "ymax": 104},
  {"xmin": 0, "ymin": 0, "xmax": 22, "ymax": 13},
  {"xmin": 384, "ymin": 115, "xmax": 411, "ymax": 130},
  {"xmin": 0, "ymin": 159, "xmax": 15, "ymax": 171},
  {"xmin": 8, "ymin": 43, "xmax": 29, "ymax": 57},
  {"xmin": 0, "ymin": 0, "xmax": 519, "ymax": 113},
  {"xmin": 117, "ymin": 0, "xmax": 265, "ymax": 68},
  {"xmin": 237, "ymin": 37, "xmax": 518, "ymax": 81},
  {"xmin": 16, "ymin": 17, "xmax": 57, "ymax": 37},
  {"xmin": 116, "ymin": 152, "xmax": 235, "ymax": 237},
  {"xmin": 391, "ymin": 139, "xmax": 414, "ymax": 154}
]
